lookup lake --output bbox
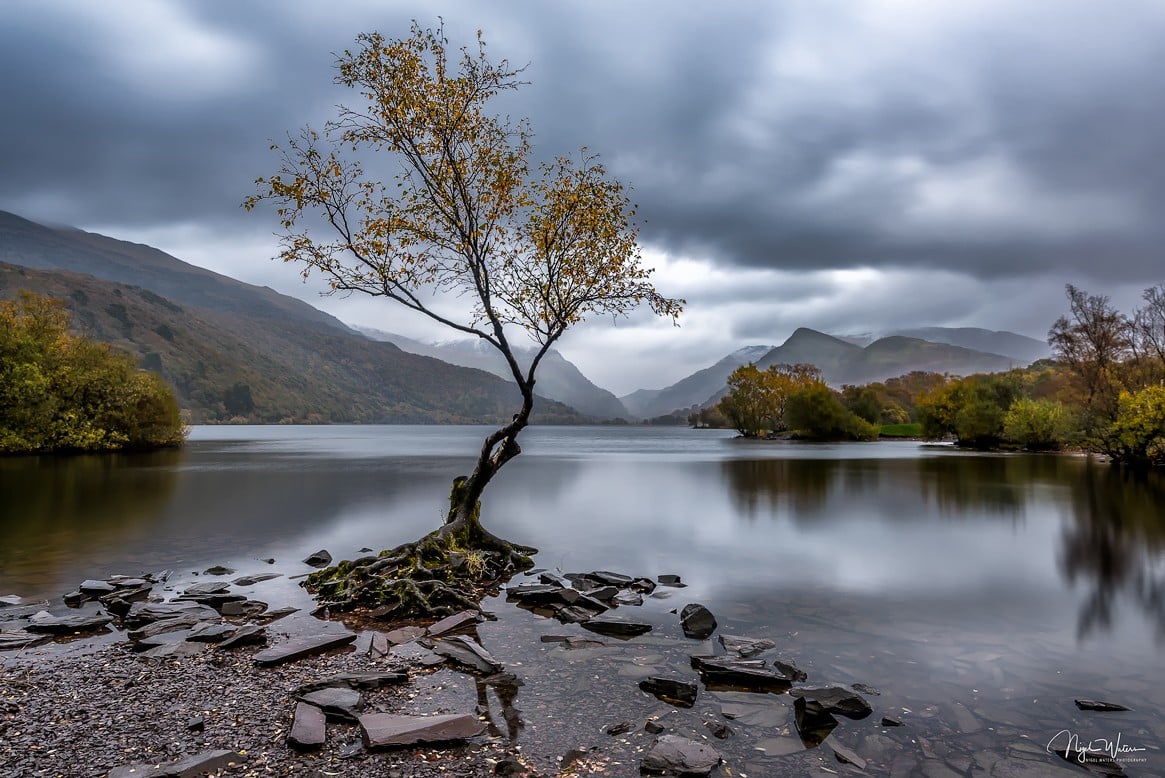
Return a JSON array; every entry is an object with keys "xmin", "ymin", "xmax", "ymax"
[{"xmin": 2, "ymin": 425, "xmax": 1162, "ymax": 775}]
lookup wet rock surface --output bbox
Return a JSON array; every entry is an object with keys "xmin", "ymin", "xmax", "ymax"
[{"xmin": 2, "ymin": 564, "xmax": 1141, "ymax": 778}]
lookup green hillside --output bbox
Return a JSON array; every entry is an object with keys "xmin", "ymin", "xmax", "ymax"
[{"xmin": 0, "ymin": 263, "xmax": 584, "ymax": 424}]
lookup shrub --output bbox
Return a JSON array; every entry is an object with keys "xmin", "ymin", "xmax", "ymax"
[{"xmin": 1003, "ymin": 398, "xmax": 1073, "ymax": 450}]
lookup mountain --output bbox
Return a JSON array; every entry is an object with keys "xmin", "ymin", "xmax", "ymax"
[
  {"xmin": 755, "ymin": 328, "xmax": 861, "ymax": 376},
  {"xmin": 631, "ymin": 328, "xmax": 1023, "ymax": 416},
  {"xmin": 889, "ymin": 327, "xmax": 1050, "ymax": 364},
  {"xmin": 359, "ymin": 328, "xmax": 630, "ymax": 420},
  {"xmin": 619, "ymin": 345, "xmax": 773, "ymax": 419},
  {"xmin": 0, "ymin": 210, "xmax": 350, "ymax": 335},
  {"xmin": 0, "ymin": 212, "xmax": 586, "ymax": 424}
]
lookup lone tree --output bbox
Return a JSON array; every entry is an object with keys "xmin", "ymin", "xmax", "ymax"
[{"xmin": 246, "ymin": 24, "xmax": 681, "ymax": 618}]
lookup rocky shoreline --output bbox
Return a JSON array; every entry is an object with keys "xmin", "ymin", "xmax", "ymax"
[{"xmin": 1, "ymin": 555, "xmax": 1136, "ymax": 777}]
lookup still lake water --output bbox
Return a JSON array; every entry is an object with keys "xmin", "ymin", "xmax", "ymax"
[{"xmin": 2, "ymin": 425, "xmax": 1163, "ymax": 775}]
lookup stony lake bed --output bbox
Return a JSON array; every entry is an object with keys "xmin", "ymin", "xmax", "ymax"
[{"xmin": 2, "ymin": 426, "xmax": 1164, "ymax": 776}]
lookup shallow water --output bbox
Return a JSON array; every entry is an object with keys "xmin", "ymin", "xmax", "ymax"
[{"xmin": 2, "ymin": 425, "xmax": 1162, "ymax": 775}]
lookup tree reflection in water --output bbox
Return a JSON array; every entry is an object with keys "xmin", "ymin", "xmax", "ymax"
[
  {"xmin": 720, "ymin": 450, "xmax": 1165, "ymax": 641},
  {"xmin": 1060, "ymin": 462, "xmax": 1165, "ymax": 641}
]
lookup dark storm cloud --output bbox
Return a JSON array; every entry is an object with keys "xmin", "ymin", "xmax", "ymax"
[{"xmin": 2, "ymin": 0, "xmax": 1164, "ymax": 289}]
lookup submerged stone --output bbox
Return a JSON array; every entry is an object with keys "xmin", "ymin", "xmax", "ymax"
[
  {"xmin": 1075, "ymin": 699, "xmax": 1131, "ymax": 712},
  {"xmin": 639, "ymin": 677, "xmax": 698, "ymax": 707},
  {"xmin": 232, "ymin": 573, "xmax": 282, "ymax": 586},
  {"xmin": 580, "ymin": 617, "xmax": 652, "ymax": 639},
  {"xmin": 718, "ymin": 634, "xmax": 776, "ymax": 658}
]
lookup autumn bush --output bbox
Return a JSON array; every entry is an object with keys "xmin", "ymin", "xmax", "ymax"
[{"xmin": 0, "ymin": 292, "xmax": 185, "ymax": 454}]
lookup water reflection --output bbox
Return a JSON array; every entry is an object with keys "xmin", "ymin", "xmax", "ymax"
[
  {"xmin": 720, "ymin": 451, "xmax": 1165, "ymax": 642},
  {"xmin": 0, "ymin": 450, "xmax": 182, "ymax": 593},
  {"xmin": 1060, "ymin": 463, "xmax": 1165, "ymax": 641}
]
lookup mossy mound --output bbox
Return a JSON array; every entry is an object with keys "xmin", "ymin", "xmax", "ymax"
[{"xmin": 304, "ymin": 529, "xmax": 536, "ymax": 622}]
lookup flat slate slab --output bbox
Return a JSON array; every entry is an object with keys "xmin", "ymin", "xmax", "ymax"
[
  {"xmin": 287, "ymin": 702, "xmax": 326, "ymax": 751},
  {"xmin": 359, "ymin": 713, "xmax": 486, "ymax": 750},
  {"xmin": 25, "ymin": 611, "xmax": 112, "ymax": 634},
  {"xmin": 0, "ymin": 630, "xmax": 50, "ymax": 650},
  {"xmin": 580, "ymin": 617, "xmax": 652, "ymax": 639},
  {"xmin": 426, "ymin": 635, "xmax": 502, "ymax": 673},
  {"xmin": 125, "ymin": 601, "xmax": 220, "ymax": 627},
  {"xmin": 641, "ymin": 735, "xmax": 721, "ymax": 776},
  {"xmin": 252, "ymin": 632, "xmax": 356, "ymax": 666},
  {"xmin": 106, "ymin": 748, "xmax": 240, "ymax": 777},
  {"xmin": 296, "ymin": 687, "xmax": 363, "ymax": 722},
  {"xmin": 294, "ymin": 672, "xmax": 408, "ymax": 694},
  {"xmin": 426, "ymin": 610, "xmax": 479, "ymax": 637}
]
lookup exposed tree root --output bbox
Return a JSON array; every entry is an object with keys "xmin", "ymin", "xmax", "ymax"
[{"xmin": 303, "ymin": 481, "xmax": 537, "ymax": 622}]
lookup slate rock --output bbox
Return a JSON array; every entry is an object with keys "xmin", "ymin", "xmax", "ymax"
[
  {"xmin": 303, "ymin": 550, "xmax": 333, "ymax": 567},
  {"xmin": 181, "ymin": 624, "xmax": 234, "ymax": 642},
  {"xmin": 296, "ymin": 687, "xmax": 364, "ymax": 722},
  {"xmin": 131, "ymin": 629, "xmax": 197, "ymax": 652},
  {"xmin": 606, "ymin": 721, "xmax": 634, "ymax": 736},
  {"xmin": 538, "ymin": 571, "xmax": 569, "ymax": 587},
  {"xmin": 0, "ymin": 595, "xmax": 23, "ymax": 606},
  {"xmin": 204, "ymin": 565, "xmax": 236, "ymax": 575},
  {"xmin": 580, "ymin": 617, "xmax": 652, "ymax": 639},
  {"xmin": 26, "ymin": 611, "xmax": 112, "ymax": 634},
  {"xmin": 181, "ymin": 581, "xmax": 230, "ymax": 597},
  {"xmin": 125, "ymin": 601, "xmax": 219, "ymax": 627},
  {"xmin": 127, "ymin": 614, "xmax": 209, "ymax": 641},
  {"xmin": 691, "ymin": 656, "xmax": 792, "ymax": 692},
  {"xmin": 587, "ymin": 586, "xmax": 620, "ymax": 601},
  {"xmin": 775, "ymin": 659, "xmax": 808, "ymax": 682},
  {"xmin": 881, "ymin": 716, "xmax": 904, "ymax": 727},
  {"xmin": 253, "ymin": 632, "xmax": 356, "ymax": 666},
  {"xmin": 106, "ymin": 748, "xmax": 240, "ymax": 777},
  {"xmin": 359, "ymin": 712, "xmax": 486, "ymax": 749},
  {"xmin": 286, "ymin": 703, "xmax": 328, "ymax": 750},
  {"xmin": 553, "ymin": 605, "xmax": 596, "ymax": 624},
  {"xmin": 232, "ymin": 573, "xmax": 282, "ymax": 586},
  {"xmin": 219, "ymin": 599, "xmax": 268, "ymax": 617},
  {"xmin": 705, "ymin": 720, "xmax": 733, "ymax": 739},
  {"xmin": 644, "ymin": 719, "xmax": 665, "ymax": 734},
  {"xmin": 186, "ymin": 715, "xmax": 205, "ymax": 732},
  {"xmin": 718, "ymin": 634, "xmax": 776, "ymax": 658},
  {"xmin": 426, "ymin": 635, "xmax": 502, "ymax": 673},
  {"xmin": 639, "ymin": 677, "xmax": 698, "ymax": 707},
  {"xmin": 254, "ymin": 606, "xmax": 297, "ymax": 623},
  {"xmin": 657, "ymin": 574, "xmax": 686, "ymax": 587},
  {"xmin": 0, "ymin": 630, "xmax": 49, "ymax": 650},
  {"xmin": 679, "ymin": 603, "xmax": 717, "ymax": 639},
  {"xmin": 383, "ymin": 625, "xmax": 425, "ymax": 645},
  {"xmin": 793, "ymin": 696, "xmax": 838, "ymax": 747},
  {"xmin": 110, "ymin": 577, "xmax": 151, "ymax": 588},
  {"xmin": 294, "ymin": 672, "xmax": 408, "ymax": 694},
  {"xmin": 1075, "ymin": 699, "xmax": 1131, "ymax": 712},
  {"xmin": 640, "ymin": 735, "xmax": 721, "ymax": 776},
  {"xmin": 588, "ymin": 570, "xmax": 634, "ymax": 586},
  {"xmin": 613, "ymin": 591, "xmax": 643, "ymax": 606},
  {"xmin": 629, "ymin": 577, "xmax": 657, "ymax": 594},
  {"xmin": 507, "ymin": 583, "xmax": 578, "ymax": 607},
  {"xmin": 789, "ymin": 685, "xmax": 873, "ymax": 719},
  {"xmin": 140, "ymin": 641, "xmax": 210, "ymax": 659},
  {"xmin": 426, "ymin": 610, "xmax": 479, "ymax": 637},
  {"xmin": 79, "ymin": 580, "xmax": 116, "ymax": 596},
  {"xmin": 62, "ymin": 591, "xmax": 87, "ymax": 607},
  {"xmin": 830, "ymin": 741, "xmax": 867, "ymax": 769},
  {"xmin": 216, "ymin": 623, "xmax": 267, "ymax": 649}
]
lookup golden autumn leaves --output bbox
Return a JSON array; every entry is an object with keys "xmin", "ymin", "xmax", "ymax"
[{"xmin": 246, "ymin": 22, "xmax": 681, "ymax": 391}]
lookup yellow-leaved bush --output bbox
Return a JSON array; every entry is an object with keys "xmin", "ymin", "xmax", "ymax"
[{"xmin": 0, "ymin": 292, "xmax": 186, "ymax": 454}]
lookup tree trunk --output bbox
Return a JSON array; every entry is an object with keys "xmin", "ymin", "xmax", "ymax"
[{"xmin": 437, "ymin": 384, "xmax": 536, "ymax": 555}]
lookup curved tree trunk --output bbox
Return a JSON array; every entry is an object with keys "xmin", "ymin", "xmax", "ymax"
[{"xmin": 437, "ymin": 381, "xmax": 537, "ymax": 555}]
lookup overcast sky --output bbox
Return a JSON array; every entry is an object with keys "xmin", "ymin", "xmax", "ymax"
[{"xmin": 3, "ymin": 1, "xmax": 1164, "ymax": 394}]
